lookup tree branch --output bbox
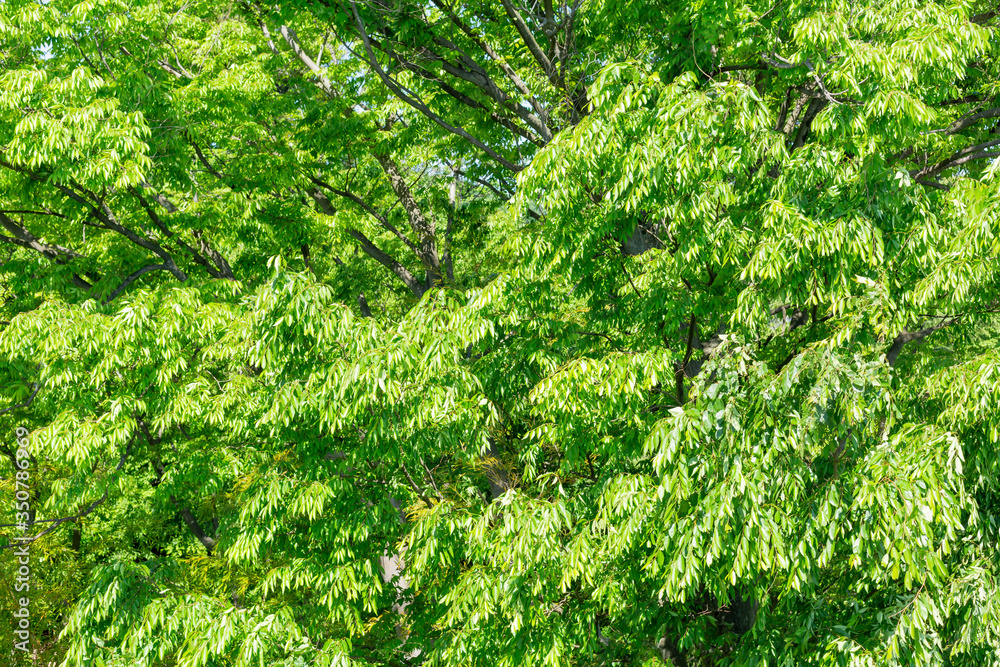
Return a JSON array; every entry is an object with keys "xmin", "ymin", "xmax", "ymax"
[
  {"xmin": 349, "ymin": 1, "xmax": 523, "ymax": 173},
  {"xmin": 309, "ymin": 178, "xmax": 421, "ymax": 256},
  {"xmin": 0, "ymin": 380, "xmax": 41, "ymax": 417},
  {"xmin": 104, "ymin": 264, "xmax": 173, "ymax": 304},
  {"xmin": 190, "ymin": 141, "xmax": 228, "ymax": 183},
  {"xmin": 386, "ymin": 29, "xmax": 553, "ymax": 143},
  {"xmin": 277, "ymin": 24, "xmax": 339, "ymax": 99},
  {"xmin": 131, "ymin": 188, "xmax": 235, "ymax": 280},
  {"xmin": 971, "ymin": 7, "xmax": 998, "ymax": 24},
  {"xmin": 390, "ymin": 55, "xmax": 546, "ymax": 146},
  {"xmin": 790, "ymin": 98, "xmax": 828, "ymax": 151},
  {"xmin": 176, "ymin": 505, "xmax": 218, "ymax": 555},
  {"xmin": 455, "ymin": 167, "xmax": 512, "ymax": 199},
  {"xmin": 1, "ymin": 438, "xmax": 134, "ymax": 549},
  {"xmin": 911, "ymin": 137, "xmax": 1000, "ymax": 181},
  {"xmin": 675, "ymin": 315, "xmax": 697, "ymax": 404},
  {"xmin": 346, "ymin": 227, "xmax": 426, "ymax": 297},
  {"xmin": 936, "ymin": 106, "xmax": 1000, "ymax": 135},
  {"xmin": 430, "ymin": 0, "xmax": 551, "ymax": 136},
  {"xmin": 498, "ymin": 0, "xmax": 557, "ymax": 85},
  {"xmin": 885, "ymin": 319, "xmax": 956, "ymax": 367},
  {"xmin": 0, "ymin": 211, "xmax": 85, "ymax": 262},
  {"xmin": 373, "ymin": 154, "xmax": 441, "ymax": 278},
  {"xmin": 0, "ymin": 164, "xmax": 189, "ymax": 285}
]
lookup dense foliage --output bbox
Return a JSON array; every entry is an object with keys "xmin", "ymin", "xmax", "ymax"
[{"xmin": 2, "ymin": 0, "xmax": 1000, "ymax": 665}]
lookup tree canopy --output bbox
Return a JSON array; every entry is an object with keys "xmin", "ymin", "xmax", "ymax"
[{"xmin": 1, "ymin": 0, "xmax": 1000, "ymax": 665}]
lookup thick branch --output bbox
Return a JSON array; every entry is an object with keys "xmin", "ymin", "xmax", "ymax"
[
  {"xmin": 1, "ymin": 439, "xmax": 133, "ymax": 549},
  {"xmin": 192, "ymin": 230, "xmax": 235, "ymax": 280},
  {"xmin": 430, "ymin": 0, "xmax": 551, "ymax": 135},
  {"xmin": 0, "ymin": 210, "xmax": 96, "ymax": 290},
  {"xmin": 972, "ymin": 8, "xmax": 998, "ymax": 23},
  {"xmin": 392, "ymin": 55, "xmax": 546, "ymax": 146},
  {"xmin": 790, "ymin": 98, "xmax": 828, "ymax": 151},
  {"xmin": 132, "ymin": 188, "xmax": 235, "ymax": 280},
  {"xmin": 311, "ymin": 187, "xmax": 428, "ymax": 294},
  {"xmin": 346, "ymin": 227, "xmax": 426, "ymax": 297},
  {"xmin": 309, "ymin": 179, "xmax": 420, "ymax": 256},
  {"xmin": 443, "ymin": 164, "xmax": 457, "ymax": 282},
  {"xmin": 357, "ymin": 293, "xmax": 373, "ymax": 318},
  {"xmin": 911, "ymin": 137, "xmax": 1000, "ymax": 181},
  {"xmin": 885, "ymin": 319, "xmax": 956, "ymax": 367},
  {"xmin": 498, "ymin": 0, "xmax": 557, "ymax": 85},
  {"xmin": 938, "ymin": 106, "xmax": 1000, "ymax": 135},
  {"xmin": 157, "ymin": 59, "xmax": 192, "ymax": 79},
  {"xmin": 0, "ymin": 381, "xmax": 41, "ymax": 417},
  {"xmin": 0, "ymin": 164, "xmax": 190, "ymax": 285},
  {"xmin": 675, "ymin": 315, "xmax": 697, "ymax": 404},
  {"xmin": 781, "ymin": 90, "xmax": 810, "ymax": 137},
  {"xmin": 349, "ymin": 1, "xmax": 522, "ymax": 172},
  {"xmin": 177, "ymin": 506, "xmax": 218, "ymax": 555},
  {"xmin": 0, "ymin": 210, "xmax": 85, "ymax": 262},
  {"xmin": 104, "ymin": 264, "xmax": 173, "ymax": 304},
  {"xmin": 278, "ymin": 24, "xmax": 339, "ymax": 99},
  {"xmin": 373, "ymin": 155, "xmax": 440, "ymax": 278},
  {"xmin": 391, "ymin": 32, "xmax": 552, "ymax": 142}
]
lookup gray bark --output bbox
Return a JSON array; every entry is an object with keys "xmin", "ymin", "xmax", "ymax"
[{"xmin": 622, "ymin": 217, "xmax": 665, "ymax": 256}]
